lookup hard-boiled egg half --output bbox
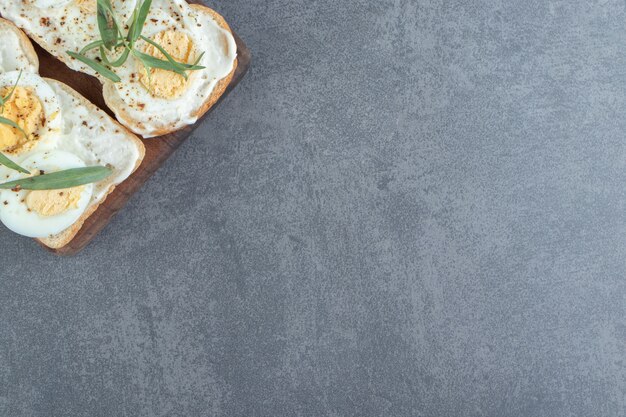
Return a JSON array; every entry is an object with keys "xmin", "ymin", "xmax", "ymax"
[
  {"xmin": 0, "ymin": 151, "xmax": 93, "ymax": 238},
  {"xmin": 0, "ymin": 71, "xmax": 63, "ymax": 155}
]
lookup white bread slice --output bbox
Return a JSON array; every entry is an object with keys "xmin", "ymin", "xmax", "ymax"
[
  {"xmin": 0, "ymin": 17, "xmax": 38, "ymax": 73},
  {"xmin": 37, "ymin": 79, "xmax": 145, "ymax": 250},
  {"xmin": 102, "ymin": 4, "xmax": 238, "ymax": 137}
]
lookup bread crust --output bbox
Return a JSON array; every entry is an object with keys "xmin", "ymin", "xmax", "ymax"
[
  {"xmin": 0, "ymin": 17, "xmax": 39, "ymax": 72},
  {"xmin": 36, "ymin": 79, "xmax": 145, "ymax": 249},
  {"xmin": 102, "ymin": 3, "xmax": 238, "ymax": 137}
]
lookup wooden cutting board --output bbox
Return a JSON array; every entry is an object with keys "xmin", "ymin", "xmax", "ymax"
[{"xmin": 21, "ymin": 5, "xmax": 251, "ymax": 255}]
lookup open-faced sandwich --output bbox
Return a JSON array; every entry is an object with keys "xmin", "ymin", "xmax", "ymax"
[
  {"xmin": 0, "ymin": 18, "xmax": 145, "ymax": 249},
  {"xmin": 0, "ymin": 0, "xmax": 238, "ymax": 138}
]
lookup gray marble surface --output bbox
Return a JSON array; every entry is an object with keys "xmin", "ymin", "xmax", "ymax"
[{"xmin": 1, "ymin": 0, "xmax": 625, "ymax": 416}]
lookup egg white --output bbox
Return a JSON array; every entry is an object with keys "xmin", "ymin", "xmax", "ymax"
[
  {"xmin": 0, "ymin": 19, "xmax": 38, "ymax": 73},
  {"xmin": 0, "ymin": 150, "xmax": 93, "ymax": 238}
]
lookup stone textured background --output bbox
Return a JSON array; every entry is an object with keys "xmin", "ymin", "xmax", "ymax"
[{"xmin": 1, "ymin": 0, "xmax": 625, "ymax": 416}]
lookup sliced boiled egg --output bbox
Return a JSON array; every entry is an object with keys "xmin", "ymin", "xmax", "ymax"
[
  {"xmin": 0, "ymin": 71, "xmax": 63, "ymax": 154},
  {"xmin": 0, "ymin": 150, "xmax": 93, "ymax": 238}
]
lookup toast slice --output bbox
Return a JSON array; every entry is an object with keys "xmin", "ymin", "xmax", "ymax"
[
  {"xmin": 37, "ymin": 80, "xmax": 145, "ymax": 250},
  {"xmin": 102, "ymin": 4, "xmax": 239, "ymax": 137}
]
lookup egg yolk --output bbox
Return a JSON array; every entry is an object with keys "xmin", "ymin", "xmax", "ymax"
[
  {"xmin": 75, "ymin": 0, "xmax": 95, "ymax": 13},
  {"xmin": 0, "ymin": 86, "xmax": 44, "ymax": 154},
  {"xmin": 139, "ymin": 30, "xmax": 196, "ymax": 99},
  {"xmin": 25, "ymin": 186, "xmax": 85, "ymax": 217}
]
